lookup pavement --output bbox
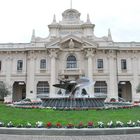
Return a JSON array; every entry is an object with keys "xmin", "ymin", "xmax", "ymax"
[
  {"xmin": 1, "ymin": 127, "xmax": 140, "ymax": 140},
  {"xmin": 0, "ymin": 134, "xmax": 140, "ymax": 140},
  {"xmin": 1, "ymin": 127, "xmax": 140, "ymax": 136},
  {"xmin": 1, "ymin": 134, "xmax": 140, "ymax": 140}
]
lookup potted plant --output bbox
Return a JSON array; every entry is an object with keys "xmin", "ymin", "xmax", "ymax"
[
  {"xmin": 0, "ymin": 121, "xmax": 4, "ymax": 127},
  {"xmin": 56, "ymin": 122, "xmax": 62, "ymax": 128},
  {"xmin": 98, "ymin": 121, "xmax": 104, "ymax": 128},
  {"xmin": 35, "ymin": 121, "xmax": 44, "ymax": 128},
  {"xmin": 17, "ymin": 124, "xmax": 23, "ymax": 128},
  {"xmin": 46, "ymin": 122, "xmax": 52, "ymax": 128},
  {"xmin": 26, "ymin": 122, "xmax": 32, "ymax": 128},
  {"xmin": 116, "ymin": 121, "xmax": 124, "ymax": 127},
  {"xmin": 77, "ymin": 122, "xmax": 84, "ymax": 128},
  {"xmin": 87, "ymin": 121, "xmax": 94, "ymax": 128},
  {"xmin": 136, "ymin": 120, "xmax": 140, "ymax": 127},
  {"xmin": 67, "ymin": 123, "xmax": 74, "ymax": 128},
  {"xmin": 107, "ymin": 121, "xmax": 114, "ymax": 128},
  {"xmin": 127, "ymin": 120, "xmax": 135, "ymax": 127},
  {"xmin": 6, "ymin": 121, "xmax": 14, "ymax": 128}
]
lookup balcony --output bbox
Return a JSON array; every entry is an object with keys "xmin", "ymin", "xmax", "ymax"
[
  {"xmin": 97, "ymin": 68, "xmax": 104, "ymax": 73},
  {"xmin": 60, "ymin": 68, "xmax": 84, "ymax": 76}
]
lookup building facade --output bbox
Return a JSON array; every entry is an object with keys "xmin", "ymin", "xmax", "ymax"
[{"xmin": 1, "ymin": 8, "xmax": 140, "ymax": 102}]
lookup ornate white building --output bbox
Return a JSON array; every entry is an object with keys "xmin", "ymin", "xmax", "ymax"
[{"xmin": 1, "ymin": 8, "xmax": 140, "ymax": 102}]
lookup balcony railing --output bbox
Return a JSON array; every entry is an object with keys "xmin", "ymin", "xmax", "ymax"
[{"xmin": 61, "ymin": 68, "xmax": 84, "ymax": 75}]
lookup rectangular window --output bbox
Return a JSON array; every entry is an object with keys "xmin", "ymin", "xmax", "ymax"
[
  {"xmin": 97, "ymin": 59, "xmax": 103, "ymax": 69},
  {"xmin": 40, "ymin": 59, "xmax": 46, "ymax": 69},
  {"xmin": 67, "ymin": 61, "xmax": 77, "ymax": 68},
  {"xmin": 17, "ymin": 60, "xmax": 23, "ymax": 71},
  {"xmin": 0, "ymin": 61, "xmax": 1, "ymax": 71},
  {"xmin": 67, "ymin": 56, "xmax": 77, "ymax": 68},
  {"xmin": 121, "ymin": 59, "xmax": 127, "ymax": 70}
]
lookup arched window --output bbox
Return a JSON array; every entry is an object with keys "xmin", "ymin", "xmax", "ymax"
[
  {"xmin": 66, "ymin": 55, "xmax": 77, "ymax": 68},
  {"xmin": 37, "ymin": 81, "xmax": 49, "ymax": 95}
]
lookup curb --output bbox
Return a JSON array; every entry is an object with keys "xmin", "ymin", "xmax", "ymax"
[{"xmin": 0, "ymin": 127, "xmax": 140, "ymax": 136}]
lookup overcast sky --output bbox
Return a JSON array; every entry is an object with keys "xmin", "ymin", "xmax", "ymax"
[{"xmin": 0, "ymin": 0, "xmax": 140, "ymax": 43}]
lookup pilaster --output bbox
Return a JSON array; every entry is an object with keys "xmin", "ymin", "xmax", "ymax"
[
  {"xmin": 4, "ymin": 54, "xmax": 13, "ymax": 102},
  {"xmin": 85, "ymin": 49, "xmax": 94, "ymax": 97},
  {"xmin": 26, "ymin": 51, "xmax": 36, "ymax": 100},
  {"xmin": 131, "ymin": 56, "xmax": 139, "ymax": 101},
  {"xmin": 107, "ymin": 51, "xmax": 118, "ymax": 100},
  {"xmin": 49, "ymin": 49, "xmax": 57, "ymax": 97}
]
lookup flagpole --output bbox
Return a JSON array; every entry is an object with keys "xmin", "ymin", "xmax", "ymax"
[{"xmin": 70, "ymin": 0, "xmax": 72, "ymax": 9}]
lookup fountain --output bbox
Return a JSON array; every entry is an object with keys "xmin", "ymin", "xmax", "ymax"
[{"xmin": 40, "ymin": 77, "xmax": 106, "ymax": 110}]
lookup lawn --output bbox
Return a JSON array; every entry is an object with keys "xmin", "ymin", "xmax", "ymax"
[{"xmin": 0, "ymin": 103, "xmax": 140, "ymax": 126}]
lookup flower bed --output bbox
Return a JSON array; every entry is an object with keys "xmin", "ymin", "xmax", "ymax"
[
  {"xmin": 13, "ymin": 101, "xmax": 42, "ymax": 106},
  {"xmin": 6, "ymin": 99, "xmax": 139, "ymax": 110},
  {"xmin": 12, "ymin": 105, "xmax": 138, "ymax": 110},
  {"xmin": 0, "ymin": 120, "xmax": 140, "ymax": 129}
]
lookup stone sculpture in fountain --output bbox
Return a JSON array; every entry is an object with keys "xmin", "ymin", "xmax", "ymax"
[{"xmin": 41, "ymin": 77, "xmax": 106, "ymax": 110}]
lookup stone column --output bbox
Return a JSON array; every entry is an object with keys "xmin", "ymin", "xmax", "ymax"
[
  {"xmin": 4, "ymin": 55, "xmax": 13, "ymax": 102},
  {"xmin": 131, "ymin": 56, "xmax": 139, "ymax": 101},
  {"xmin": 86, "ymin": 49, "xmax": 94, "ymax": 97},
  {"xmin": 108, "ymin": 52, "xmax": 118, "ymax": 101},
  {"xmin": 26, "ymin": 51, "xmax": 36, "ymax": 100},
  {"xmin": 49, "ymin": 49, "xmax": 57, "ymax": 97}
]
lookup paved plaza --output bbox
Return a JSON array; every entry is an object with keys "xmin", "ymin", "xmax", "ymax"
[{"xmin": 1, "ymin": 134, "xmax": 140, "ymax": 140}]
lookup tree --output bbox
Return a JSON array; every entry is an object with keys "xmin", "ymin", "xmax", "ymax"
[
  {"xmin": 136, "ymin": 83, "xmax": 140, "ymax": 93},
  {"xmin": 0, "ymin": 82, "xmax": 10, "ymax": 99}
]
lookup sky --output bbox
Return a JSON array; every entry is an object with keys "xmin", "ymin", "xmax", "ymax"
[{"xmin": 0, "ymin": 0, "xmax": 140, "ymax": 43}]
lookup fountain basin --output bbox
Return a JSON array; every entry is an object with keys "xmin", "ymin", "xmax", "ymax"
[{"xmin": 41, "ymin": 97, "xmax": 105, "ymax": 110}]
